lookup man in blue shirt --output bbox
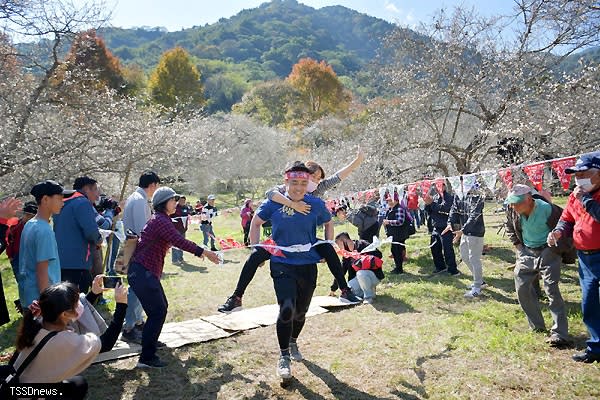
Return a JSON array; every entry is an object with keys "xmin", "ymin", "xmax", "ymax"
[
  {"xmin": 249, "ymin": 161, "xmax": 334, "ymax": 382},
  {"xmin": 53, "ymin": 176, "xmax": 103, "ymax": 293},
  {"xmin": 19, "ymin": 180, "xmax": 74, "ymax": 307}
]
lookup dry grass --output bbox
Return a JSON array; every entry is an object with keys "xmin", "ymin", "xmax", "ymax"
[{"xmin": 2, "ymin": 200, "xmax": 600, "ymax": 399}]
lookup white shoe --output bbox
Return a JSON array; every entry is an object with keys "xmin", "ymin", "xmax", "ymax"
[
  {"xmin": 464, "ymin": 288, "xmax": 481, "ymax": 298},
  {"xmin": 363, "ymin": 297, "xmax": 374, "ymax": 305},
  {"xmin": 470, "ymin": 282, "xmax": 488, "ymax": 289},
  {"xmin": 277, "ymin": 356, "xmax": 292, "ymax": 379}
]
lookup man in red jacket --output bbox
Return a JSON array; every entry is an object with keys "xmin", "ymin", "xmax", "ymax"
[
  {"xmin": 6, "ymin": 201, "xmax": 37, "ymax": 312},
  {"xmin": 7, "ymin": 202, "xmax": 38, "ymax": 280},
  {"xmin": 549, "ymin": 151, "xmax": 600, "ymax": 363}
]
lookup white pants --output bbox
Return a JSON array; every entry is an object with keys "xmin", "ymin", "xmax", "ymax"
[{"xmin": 459, "ymin": 235, "xmax": 484, "ymax": 289}]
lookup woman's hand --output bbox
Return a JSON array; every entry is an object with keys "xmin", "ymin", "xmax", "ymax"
[
  {"xmin": 202, "ymin": 250, "xmax": 221, "ymax": 264},
  {"xmin": 91, "ymin": 274, "xmax": 108, "ymax": 295},
  {"xmin": 0, "ymin": 197, "xmax": 22, "ymax": 219},
  {"xmin": 291, "ymin": 201, "xmax": 311, "ymax": 215},
  {"xmin": 114, "ymin": 282, "xmax": 128, "ymax": 304}
]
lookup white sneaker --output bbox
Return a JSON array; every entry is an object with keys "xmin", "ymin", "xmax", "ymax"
[
  {"xmin": 363, "ymin": 297, "xmax": 374, "ymax": 305},
  {"xmin": 277, "ymin": 355, "xmax": 292, "ymax": 379},
  {"xmin": 464, "ymin": 288, "xmax": 481, "ymax": 298},
  {"xmin": 470, "ymin": 282, "xmax": 488, "ymax": 289},
  {"xmin": 289, "ymin": 343, "xmax": 303, "ymax": 361}
]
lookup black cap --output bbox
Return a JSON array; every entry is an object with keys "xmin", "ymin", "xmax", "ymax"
[
  {"xmin": 30, "ymin": 180, "xmax": 75, "ymax": 199},
  {"xmin": 23, "ymin": 201, "xmax": 38, "ymax": 214},
  {"xmin": 73, "ymin": 176, "xmax": 97, "ymax": 190}
]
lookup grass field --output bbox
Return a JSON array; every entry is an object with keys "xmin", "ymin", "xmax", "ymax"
[{"xmin": 1, "ymin": 199, "xmax": 599, "ymax": 400}]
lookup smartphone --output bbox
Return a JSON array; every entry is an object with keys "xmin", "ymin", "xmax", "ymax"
[{"xmin": 103, "ymin": 276, "xmax": 122, "ymax": 288}]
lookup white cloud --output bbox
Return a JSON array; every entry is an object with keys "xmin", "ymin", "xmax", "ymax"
[{"xmin": 384, "ymin": 0, "xmax": 400, "ymax": 14}]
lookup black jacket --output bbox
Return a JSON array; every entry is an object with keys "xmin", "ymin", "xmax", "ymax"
[
  {"xmin": 347, "ymin": 205, "xmax": 380, "ymax": 242},
  {"xmin": 425, "ymin": 191, "xmax": 453, "ymax": 231},
  {"xmin": 448, "ymin": 193, "xmax": 485, "ymax": 237}
]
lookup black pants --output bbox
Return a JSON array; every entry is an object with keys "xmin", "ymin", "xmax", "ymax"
[
  {"xmin": 430, "ymin": 230, "xmax": 458, "ymax": 273},
  {"xmin": 233, "ymin": 243, "xmax": 348, "ymax": 298},
  {"xmin": 128, "ymin": 262, "xmax": 168, "ymax": 362},
  {"xmin": 359, "ymin": 223, "xmax": 380, "ymax": 243},
  {"xmin": 61, "ymin": 269, "xmax": 92, "ymax": 294},
  {"xmin": 0, "ymin": 271, "xmax": 10, "ymax": 326},
  {"xmin": 271, "ymin": 262, "xmax": 317, "ymax": 350},
  {"xmin": 62, "ymin": 376, "xmax": 88, "ymax": 400},
  {"xmin": 243, "ymin": 223, "xmax": 251, "ymax": 246},
  {"xmin": 390, "ymin": 237, "xmax": 406, "ymax": 272}
]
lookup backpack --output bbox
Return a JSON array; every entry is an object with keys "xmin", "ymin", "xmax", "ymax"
[{"xmin": 0, "ymin": 331, "xmax": 58, "ymax": 394}]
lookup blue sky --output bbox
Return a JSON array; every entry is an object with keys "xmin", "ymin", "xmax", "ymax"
[{"xmin": 91, "ymin": 0, "xmax": 515, "ymax": 31}]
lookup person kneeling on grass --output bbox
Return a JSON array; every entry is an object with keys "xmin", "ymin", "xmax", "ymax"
[
  {"xmin": 331, "ymin": 232, "xmax": 384, "ymax": 304},
  {"xmin": 11, "ymin": 281, "xmax": 127, "ymax": 400},
  {"xmin": 128, "ymin": 187, "xmax": 220, "ymax": 368},
  {"xmin": 249, "ymin": 161, "xmax": 334, "ymax": 381}
]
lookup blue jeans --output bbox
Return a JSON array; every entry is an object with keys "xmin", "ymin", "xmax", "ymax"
[
  {"xmin": 128, "ymin": 262, "xmax": 168, "ymax": 361},
  {"xmin": 578, "ymin": 250, "xmax": 600, "ymax": 354},
  {"xmin": 171, "ymin": 231, "xmax": 185, "ymax": 262},
  {"xmin": 410, "ymin": 210, "xmax": 421, "ymax": 228},
  {"xmin": 106, "ymin": 236, "xmax": 120, "ymax": 276},
  {"xmin": 201, "ymin": 223, "xmax": 215, "ymax": 248},
  {"xmin": 348, "ymin": 270, "xmax": 380, "ymax": 300}
]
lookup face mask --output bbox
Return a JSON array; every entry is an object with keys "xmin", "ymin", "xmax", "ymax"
[
  {"xmin": 307, "ymin": 180, "xmax": 318, "ymax": 193},
  {"xmin": 575, "ymin": 177, "xmax": 594, "ymax": 191}
]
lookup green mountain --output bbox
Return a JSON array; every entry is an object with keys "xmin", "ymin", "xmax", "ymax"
[
  {"xmin": 16, "ymin": 0, "xmax": 597, "ymax": 113},
  {"xmin": 99, "ymin": 0, "xmax": 395, "ymax": 78}
]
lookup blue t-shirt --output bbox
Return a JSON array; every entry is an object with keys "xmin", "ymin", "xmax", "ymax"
[
  {"xmin": 18, "ymin": 218, "xmax": 62, "ymax": 307},
  {"xmin": 257, "ymin": 194, "xmax": 332, "ymax": 265}
]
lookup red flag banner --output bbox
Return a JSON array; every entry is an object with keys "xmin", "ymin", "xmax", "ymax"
[
  {"xmin": 260, "ymin": 238, "xmax": 285, "ymax": 257},
  {"xmin": 434, "ymin": 179, "xmax": 445, "ymax": 195},
  {"xmin": 551, "ymin": 157, "xmax": 576, "ymax": 191},
  {"xmin": 421, "ymin": 180, "xmax": 432, "ymax": 195},
  {"xmin": 217, "ymin": 237, "xmax": 245, "ymax": 251},
  {"xmin": 498, "ymin": 168, "xmax": 513, "ymax": 189},
  {"xmin": 408, "ymin": 184, "xmax": 417, "ymax": 195},
  {"xmin": 523, "ymin": 162, "xmax": 545, "ymax": 191}
]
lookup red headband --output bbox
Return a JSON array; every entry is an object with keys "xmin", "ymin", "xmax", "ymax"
[{"xmin": 285, "ymin": 171, "xmax": 310, "ymax": 180}]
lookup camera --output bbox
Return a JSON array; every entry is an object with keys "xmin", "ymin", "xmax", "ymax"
[{"xmin": 96, "ymin": 195, "xmax": 119, "ymax": 213}]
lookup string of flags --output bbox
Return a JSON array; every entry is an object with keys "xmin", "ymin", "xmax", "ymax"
[{"xmin": 325, "ymin": 154, "xmax": 580, "ymax": 210}]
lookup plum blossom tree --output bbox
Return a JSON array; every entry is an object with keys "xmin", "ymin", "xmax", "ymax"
[{"xmin": 367, "ymin": 0, "xmax": 599, "ymax": 180}]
